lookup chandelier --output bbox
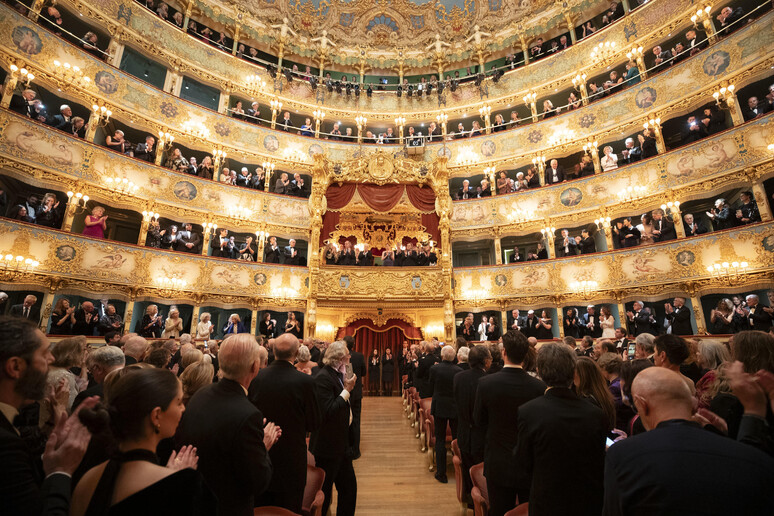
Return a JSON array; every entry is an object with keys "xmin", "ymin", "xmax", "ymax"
[
  {"xmin": 570, "ymin": 280, "xmax": 599, "ymax": 296},
  {"xmin": 0, "ymin": 254, "xmax": 39, "ymax": 281}
]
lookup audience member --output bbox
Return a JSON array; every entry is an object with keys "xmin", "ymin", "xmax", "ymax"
[
  {"xmin": 653, "ymin": 334, "xmax": 695, "ymax": 394},
  {"xmin": 309, "ymin": 340, "xmax": 358, "ymax": 516},
  {"xmin": 9, "ymin": 294, "xmax": 40, "ymax": 324},
  {"xmin": 177, "ymin": 334, "xmax": 278, "ymax": 515},
  {"xmin": 602, "ymin": 367, "xmax": 774, "ymax": 515},
  {"xmin": 516, "ymin": 344, "xmax": 608, "ymax": 515},
  {"xmin": 429, "ymin": 345, "xmax": 462, "ymax": 483},
  {"xmin": 474, "ymin": 330, "xmax": 546, "ymax": 516}
]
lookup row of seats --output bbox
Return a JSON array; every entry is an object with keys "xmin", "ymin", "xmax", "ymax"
[{"xmin": 253, "ymin": 460, "xmax": 324, "ymax": 515}]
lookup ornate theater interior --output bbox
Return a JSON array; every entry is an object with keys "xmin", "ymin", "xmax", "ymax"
[{"xmin": 1, "ymin": 0, "xmax": 773, "ymax": 512}]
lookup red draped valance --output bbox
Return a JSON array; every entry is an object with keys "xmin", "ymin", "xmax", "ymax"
[
  {"xmin": 337, "ymin": 318, "xmax": 423, "ymax": 341},
  {"xmin": 325, "ymin": 183, "xmax": 436, "ymax": 213}
]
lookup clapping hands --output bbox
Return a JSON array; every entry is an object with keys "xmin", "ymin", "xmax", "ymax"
[
  {"xmin": 167, "ymin": 445, "xmax": 199, "ymax": 470},
  {"xmin": 263, "ymin": 419, "xmax": 282, "ymax": 451}
]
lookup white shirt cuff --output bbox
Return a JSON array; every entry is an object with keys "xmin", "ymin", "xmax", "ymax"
[
  {"xmin": 45, "ymin": 471, "xmax": 72, "ymax": 480},
  {"xmin": 339, "ymin": 390, "xmax": 351, "ymax": 402}
]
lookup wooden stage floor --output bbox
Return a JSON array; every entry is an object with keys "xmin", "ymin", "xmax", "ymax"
[{"xmin": 329, "ymin": 396, "xmax": 465, "ymax": 515}]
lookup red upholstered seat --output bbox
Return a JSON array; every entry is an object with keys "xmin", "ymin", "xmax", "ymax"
[
  {"xmin": 301, "ymin": 465, "xmax": 325, "ymax": 516},
  {"xmin": 451, "ymin": 440, "xmax": 465, "ymax": 506},
  {"xmin": 470, "ymin": 463, "xmax": 489, "ymax": 516},
  {"xmin": 505, "ymin": 503, "xmax": 530, "ymax": 516},
  {"xmin": 253, "ymin": 507, "xmax": 297, "ymax": 515}
]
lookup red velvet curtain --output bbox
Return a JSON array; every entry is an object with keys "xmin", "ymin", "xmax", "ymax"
[
  {"xmin": 337, "ymin": 318, "xmax": 422, "ymax": 395},
  {"xmin": 320, "ymin": 211, "xmax": 340, "ymax": 247},
  {"xmin": 421, "ymin": 213, "xmax": 440, "ymax": 244},
  {"xmin": 357, "ymin": 184, "xmax": 405, "ymax": 212},
  {"xmin": 326, "ymin": 183, "xmax": 358, "ymax": 210},
  {"xmin": 405, "ymin": 185, "xmax": 436, "ymax": 212}
]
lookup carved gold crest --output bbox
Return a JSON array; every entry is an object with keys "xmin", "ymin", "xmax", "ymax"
[{"xmin": 368, "ymin": 152, "xmax": 394, "ymax": 182}]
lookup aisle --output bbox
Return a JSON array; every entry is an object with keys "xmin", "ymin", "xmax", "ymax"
[{"xmin": 337, "ymin": 396, "xmax": 463, "ymax": 515}]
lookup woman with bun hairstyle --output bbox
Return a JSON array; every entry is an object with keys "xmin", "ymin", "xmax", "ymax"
[{"xmin": 71, "ymin": 367, "xmax": 214, "ymax": 515}]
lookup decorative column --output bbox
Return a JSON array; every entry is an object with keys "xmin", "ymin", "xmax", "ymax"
[
  {"xmin": 614, "ymin": 292, "xmax": 628, "ymax": 336},
  {"xmin": 572, "ymin": 74, "xmax": 588, "ymax": 106},
  {"xmin": 691, "ymin": 7, "xmax": 716, "ymax": 44},
  {"xmin": 662, "ymin": 201, "xmax": 685, "ymax": 238},
  {"xmin": 686, "ymin": 283, "xmax": 707, "ymax": 334},
  {"xmin": 138, "ymin": 211, "xmax": 157, "ymax": 246},
  {"xmin": 583, "ymin": 140, "xmax": 601, "ymax": 174},
  {"xmin": 541, "ymin": 225, "xmax": 556, "ymax": 259},
  {"xmin": 313, "ymin": 108, "xmax": 325, "ymax": 139},
  {"xmin": 479, "ymin": 105, "xmax": 492, "ymax": 134},
  {"xmin": 182, "ymin": 0, "xmax": 194, "ymax": 29},
  {"xmin": 620, "ymin": 0, "xmax": 631, "ymax": 14},
  {"xmin": 201, "ymin": 223, "xmax": 216, "ymax": 256},
  {"xmin": 484, "ymin": 166, "xmax": 497, "ymax": 196},
  {"xmin": 62, "ymin": 190, "xmax": 88, "ymax": 233},
  {"xmin": 218, "ymin": 88, "xmax": 231, "ymax": 115},
  {"xmin": 518, "ymin": 32, "xmax": 530, "ymax": 65},
  {"xmin": 251, "ymin": 308, "xmax": 259, "ymax": 334},
  {"xmin": 395, "ymin": 117, "xmax": 406, "ymax": 145},
  {"xmin": 493, "ymin": 229, "xmax": 503, "ymax": 265},
  {"xmin": 556, "ymin": 301, "xmax": 565, "ymax": 338},
  {"xmin": 270, "ymin": 98, "xmax": 282, "ymax": 129},
  {"xmin": 232, "ymin": 24, "xmax": 242, "ymax": 56},
  {"xmin": 262, "ymin": 162, "xmax": 275, "ymax": 192},
  {"xmin": 256, "ymin": 228, "xmax": 267, "ymax": 263},
  {"xmin": 563, "ymin": 9, "xmax": 577, "ymax": 44},
  {"xmin": 626, "ymin": 46, "xmax": 647, "ymax": 80},
  {"xmin": 190, "ymin": 305, "xmax": 201, "ymax": 338},
  {"xmin": 106, "ymin": 28, "xmax": 125, "ymax": 67},
  {"xmin": 713, "ymin": 84, "xmax": 744, "ymax": 126},
  {"xmin": 644, "ymin": 118, "xmax": 666, "ymax": 154},
  {"xmin": 595, "ymin": 217, "xmax": 614, "ymax": 251},
  {"xmin": 392, "ymin": 50, "xmax": 406, "ymax": 84},
  {"xmin": 39, "ymin": 288, "xmax": 57, "ymax": 333},
  {"xmin": 163, "ymin": 67, "xmax": 183, "ymax": 96},
  {"xmin": 431, "ymin": 156, "xmax": 456, "ymax": 344},
  {"xmin": 123, "ymin": 295, "xmax": 136, "ymax": 335},
  {"xmin": 27, "ymin": 0, "xmax": 45, "ymax": 20},
  {"xmin": 355, "ymin": 114, "xmax": 367, "ymax": 144},
  {"xmin": 532, "ymin": 155, "xmax": 546, "ymax": 186},
  {"xmin": 307, "ymin": 154, "xmax": 330, "ymax": 338},
  {"xmin": 747, "ymin": 169, "xmax": 773, "ymax": 222},
  {"xmin": 523, "ymin": 92, "xmax": 538, "ymax": 123},
  {"xmin": 156, "ymin": 131, "xmax": 174, "ymax": 166},
  {"xmin": 2, "ymin": 65, "xmax": 34, "ymax": 109}
]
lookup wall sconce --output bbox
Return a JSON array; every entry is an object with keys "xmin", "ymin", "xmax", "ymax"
[
  {"xmin": 660, "ymin": 200, "xmax": 681, "ymax": 217},
  {"xmin": 0, "ymin": 254, "xmax": 39, "ymax": 281},
  {"xmin": 313, "ymin": 109, "xmax": 325, "ymax": 138},
  {"xmin": 523, "ymin": 91, "xmax": 538, "ymax": 122},
  {"xmin": 625, "ymin": 46, "xmax": 644, "ymax": 60},
  {"xmin": 66, "ymin": 191, "xmax": 89, "ymax": 215},
  {"xmin": 463, "ymin": 288, "xmax": 489, "ymax": 308},
  {"xmin": 540, "ymin": 226, "xmax": 557, "ymax": 244},
  {"xmin": 590, "ymin": 41, "xmax": 617, "ymax": 62},
  {"xmin": 644, "ymin": 117, "xmax": 662, "ymax": 132},
  {"xmin": 212, "ymin": 148, "xmax": 227, "ymax": 170},
  {"xmin": 355, "ymin": 114, "xmax": 367, "ymax": 144},
  {"xmin": 53, "ymin": 60, "xmax": 90, "ymax": 88},
  {"xmin": 582, "ymin": 140, "xmax": 599, "ymax": 154},
  {"xmin": 142, "ymin": 210, "xmax": 160, "ymax": 223},
  {"xmin": 158, "ymin": 130, "xmax": 175, "ymax": 148},
  {"xmin": 436, "ymin": 113, "xmax": 448, "ymax": 136},
  {"xmin": 182, "ymin": 120, "xmax": 210, "ymax": 140},
  {"xmin": 423, "ymin": 323, "xmax": 445, "ymax": 337},
  {"xmin": 155, "ymin": 276, "xmax": 188, "ymax": 296},
  {"xmin": 707, "ymin": 260, "xmax": 748, "ymax": 281},
  {"xmin": 395, "ymin": 116, "xmax": 406, "ymax": 144},
  {"xmin": 570, "ymin": 280, "xmax": 599, "ymax": 296},
  {"xmin": 532, "ymin": 155, "xmax": 547, "ymax": 178},
  {"xmin": 202, "ymin": 222, "xmax": 218, "ymax": 239},
  {"xmin": 712, "ymin": 83, "xmax": 736, "ymax": 107},
  {"xmin": 275, "ymin": 287, "xmax": 299, "ymax": 299},
  {"xmin": 91, "ymin": 104, "xmax": 112, "ymax": 128},
  {"xmin": 617, "ymin": 185, "xmax": 647, "ymax": 202},
  {"xmin": 594, "ymin": 217, "xmax": 612, "ymax": 233},
  {"xmin": 104, "ymin": 176, "xmax": 138, "ymax": 194},
  {"xmin": 479, "ymin": 105, "xmax": 492, "ymax": 133},
  {"xmin": 245, "ymin": 74, "xmax": 266, "ymax": 95},
  {"xmin": 9, "ymin": 64, "xmax": 34, "ymax": 86},
  {"xmin": 262, "ymin": 161, "xmax": 276, "ymax": 192},
  {"xmin": 270, "ymin": 98, "xmax": 283, "ymax": 129},
  {"xmin": 226, "ymin": 206, "xmax": 253, "ymax": 221},
  {"xmin": 509, "ymin": 208, "xmax": 535, "ymax": 223},
  {"xmin": 256, "ymin": 229, "xmax": 267, "ymax": 243}
]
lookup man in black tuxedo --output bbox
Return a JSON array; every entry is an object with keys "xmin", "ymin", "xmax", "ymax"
[
  {"xmin": 457, "ymin": 179, "xmax": 474, "ymax": 200},
  {"xmin": 0, "ymin": 317, "xmax": 97, "ymax": 516},
  {"xmin": 515, "ymin": 343, "xmax": 608, "ymax": 516},
  {"xmin": 454, "ymin": 345, "xmax": 491, "ymax": 502},
  {"xmin": 186, "ymin": 157, "xmax": 199, "ymax": 176},
  {"xmin": 71, "ymin": 301, "xmax": 98, "ymax": 336},
  {"xmin": 9, "ymin": 89, "xmax": 38, "ymax": 118},
  {"xmin": 682, "ymin": 116, "xmax": 709, "ymax": 144},
  {"xmin": 429, "ymin": 345, "xmax": 462, "ymax": 483},
  {"xmin": 264, "ymin": 236, "xmax": 282, "ymax": 263},
  {"xmin": 746, "ymin": 294, "xmax": 773, "ymax": 331},
  {"xmin": 309, "ymin": 340, "xmax": 358, "ymax": 516},
  {"xmin": 344, "ymin": 336, "xmax": 366, "ymax": 459},
  {"xmin": 626, "ymin": 301, "xmax": 657, "ymax": 336},
  {"xmin": 474, "ymin": 330, "xmax": 546, "ymax": 516},
  {"xmin": 134, "ymin": 135, "xmax": 156, "ymax": 162},
  {"xmin": 177, "ymin": 334, "xmax": 279, "ymax": 516},
  {"xmin": 682, "ymin": 213, "xmax": 707, "ymax": 237},
  {"xmin": 578, "ymin": 229, "xmax": 596, "ymax": 254},
  {"xmin": 612, "ymin": 327, "xmax": 630, "ymax": 356},
  {"xmin": 247, "ymin": 101, "xmax": 261, "ymax": 123},
  {"xmin": 400, "ymin": 243, "xmax": 419, "ymax": 266},
  {"xmin": 582, "ymin": 305, "xmax": 603, "ymax": 339},
  {"xmin": 509, "ymin": 247, "xmax": 524, "ymax": 263},
  {"xmin": 522, "ymin": 310, "xmax": 540, "ymax": 339},
  {"xmin": 509, "ymin": 309, "xmax": 526, "ymax": 332},
  {"xmin": 283, "ymin": 238, "xmax": 302, "ymax": 266},
  {"xmin": 356, "ymin": 244, "xmax": 374, "ymax": 266},
  {"xmin": 279, "ymin": 111, "xmax": 293, "ymax": 131},
  {"xmin": 290, "ymin": 173, "xmax": 306, "ymax": 197},
  {"xmin": 619, "ymin": 137, "xmax": 642, "ymax": 164},
  {"xmin": 603, "ymin": 367, "xmax": 774, "ymax": 515},
  {"xmin": 618, "ymin": 217, "xmax": 641, "ymax": 248},
  {"xmin": 175, "ymin": 223, "xmax": 200, "ymax": 253},
  {"xmin": 249, "ymin": 334, "xmax": 320, "ymax": 513},
  {"xmin": 544, "ymin": 159, "xmax": 565, "ymax": 185},
  {"xmin": 651, "ymin": 209, "xmax": 676, "ymax": 242},
  {"xmin": 9, "ymin": 295, "xmax": 40, "ymax": 325},
  {"xmin": 664, "ymin": 297, "xmax": 693, "ymax": 335},
  {"xmin": 337, "ymin": 242, "xmax": 357, "ymax": 266},
  {"xmin": 653, "ymin": 334, "xmax": 695, "ymax": 394},
  {"xmin": 415, "ymin": 341, "xmax": 439, "ymax": 398},
  {"xmin": 210, "ymin": 229, "xmax": 231, "ymax": 258},
  {"xmin": 458, "ymin": 313, "xmax": 476, "ymax": 342},
  {"xmin": 235, "ymin": 168, "xmax": 250, "ymax": 187}
]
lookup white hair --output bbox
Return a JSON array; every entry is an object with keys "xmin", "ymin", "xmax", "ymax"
[
  {"xmin": 323, "ymin": 340, "xmax": 349, "ymax": 369},
  {"xmin": 457, "ymin": 346, "xmax": 470, "ymax": 363}
]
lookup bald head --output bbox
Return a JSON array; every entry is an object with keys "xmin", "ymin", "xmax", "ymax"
[
  {"xmin": 273, "ymin": 333, "xmax": 300, "ymax": 362},
  {"xmin": 123, "ymin": 336, "xmax": 148, "ymax": 360},
  {"xmin": 632, "ymin": 367, "xmax": 694, "ymax": 430},
  {"xmin": 219, "ymin": 334, "xmax": 261, "ymax": 383}
]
